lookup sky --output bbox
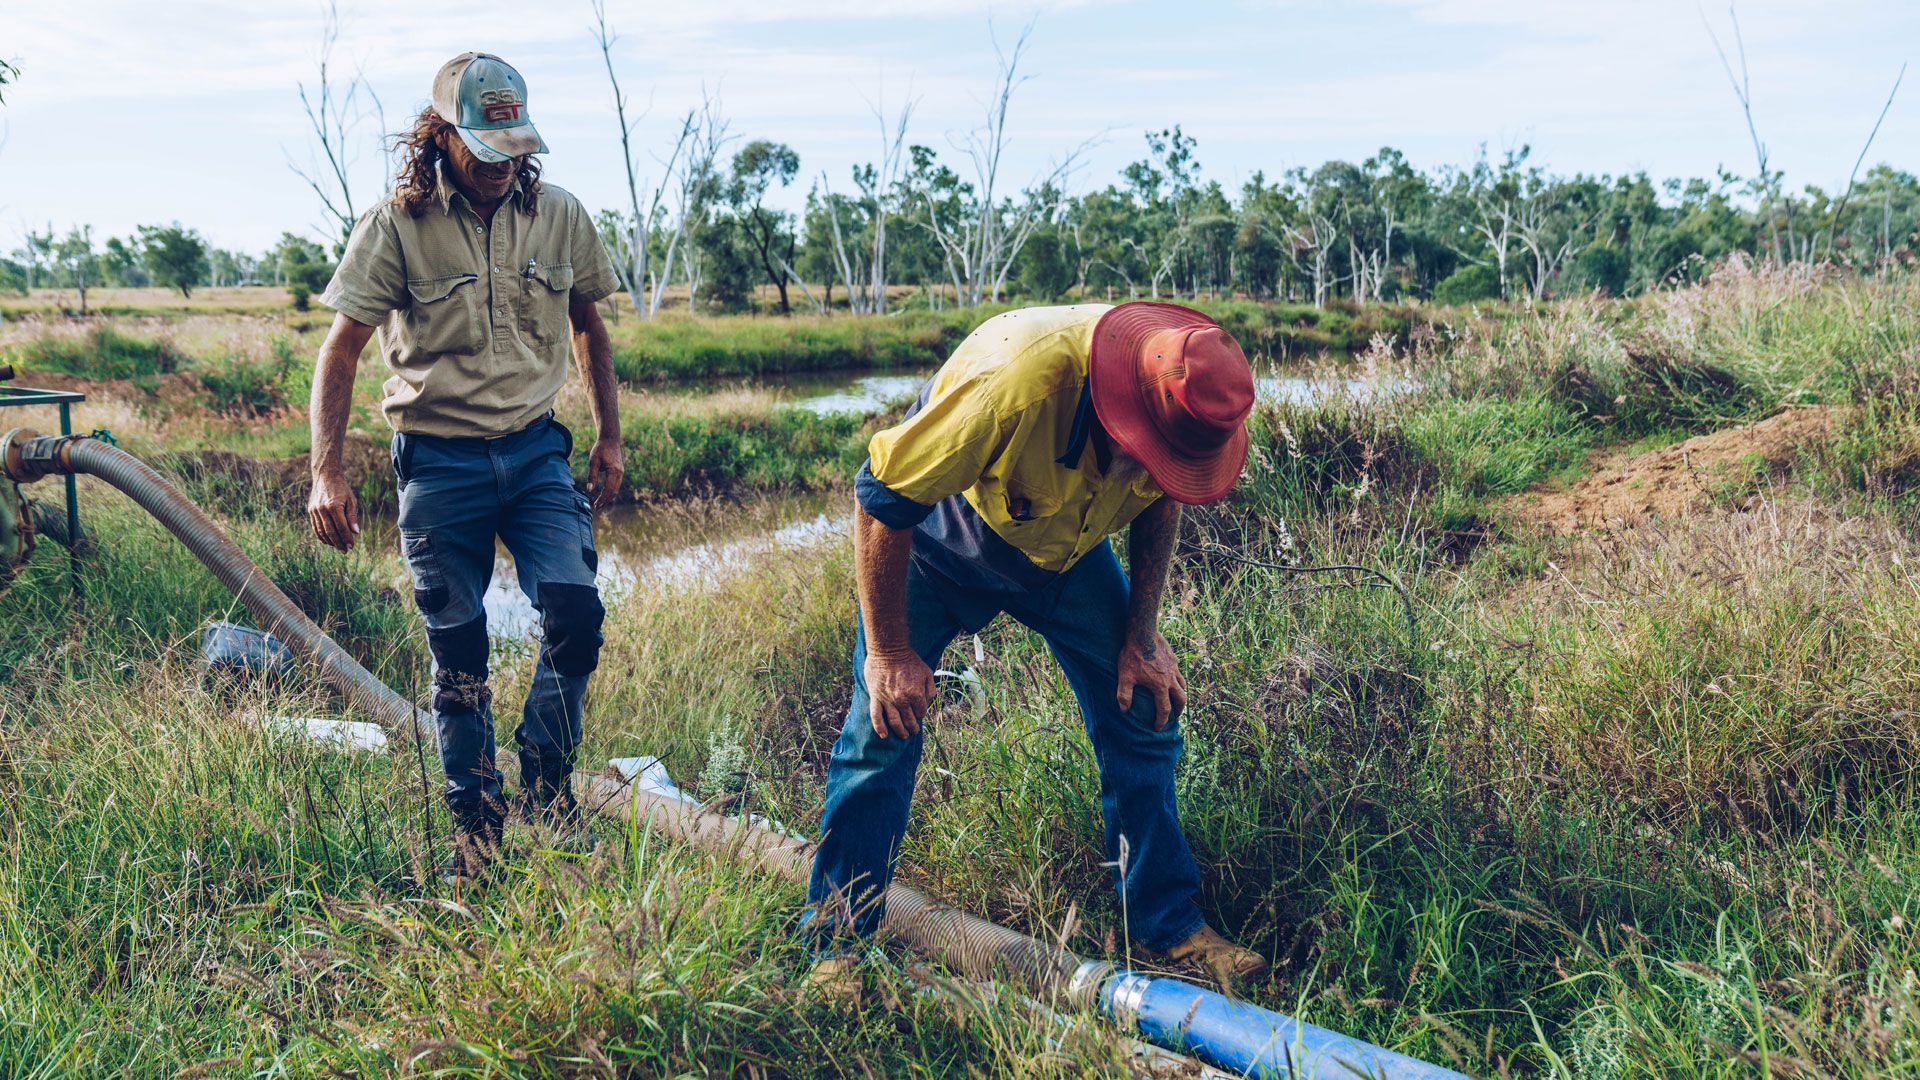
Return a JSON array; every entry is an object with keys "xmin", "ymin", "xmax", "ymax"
[{"xmin": 1, "ymin": 0, "xmax": 1914, "ymax": 254}]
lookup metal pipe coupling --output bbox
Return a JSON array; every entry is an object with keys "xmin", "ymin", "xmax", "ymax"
[{"xmin": 0, "ymin": 428, "xmax": 84, "ymax": 484}]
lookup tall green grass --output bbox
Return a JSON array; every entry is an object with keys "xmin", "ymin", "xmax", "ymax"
[{"xmin": 3, "ymin": 266, "xmax": 1919, "ymax": 1074}]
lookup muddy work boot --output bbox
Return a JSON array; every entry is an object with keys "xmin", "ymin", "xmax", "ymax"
[
  {"xmin": 440, "ymin": 795, "xmax": 506, "ymax": 885},
  {"xmin": 1159, "ymin": 925, "xmax": 1270, "ymax": 990},
  {"xmin": 516, "ymin": 755, "xmax": 597, "ymax": 853},
  {"xmin": 802, "ymin": 955, "xmax": 865, "ymax": 1008}
]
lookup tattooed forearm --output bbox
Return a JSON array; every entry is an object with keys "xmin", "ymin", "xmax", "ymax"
[{"xmin": 1126, "ymin": 497, "xmax": 1181, "ymax": 644}]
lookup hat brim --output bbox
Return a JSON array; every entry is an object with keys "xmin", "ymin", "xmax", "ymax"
[
  {"xmin": 456, "ymin": 122, "xmax": 547, "ymax": 164},
  {"xmin": 1089, "ymin": 301, "xmax": 1251, "ymax": 505}
]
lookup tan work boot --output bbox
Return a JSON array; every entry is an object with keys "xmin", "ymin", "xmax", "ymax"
[
  {"xmin": 803, "ymin": 955, "xmax": 864, "ymax": 1007},
  {"xmin": 1161, "ymin": 925, "xmax": 1270, "ymax": 990}
]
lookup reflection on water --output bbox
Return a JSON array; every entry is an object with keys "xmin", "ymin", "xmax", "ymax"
[
  {"xmin": 1257, "ymin": 372, "xmax": 1401, "ymax": 405},
  {"xmin": 482, "ymin": 494, "xmax": 848, "ymax": 639},
  {"xmin": 791, "ymin": 374, "xmax": 928, "ymax": 416}
]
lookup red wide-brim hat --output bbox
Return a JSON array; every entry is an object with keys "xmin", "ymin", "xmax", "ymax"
[{"xmin": 1089, "ymin": 302, "xmax": 1256, "ymax": 505}]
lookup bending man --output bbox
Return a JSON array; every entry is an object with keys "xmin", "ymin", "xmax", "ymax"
[
  {"xmin": 807, "ymin": 302, "xmax": 1268, "ymax": 993},
  {"xmin": 306, "ymin": 53, "xmax": 623, "ymax": 879}
]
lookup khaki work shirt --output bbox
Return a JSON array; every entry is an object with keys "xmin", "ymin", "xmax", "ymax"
[{"xmin": 321, "ymin": 168, "xmax": 619, "ymax": 438}]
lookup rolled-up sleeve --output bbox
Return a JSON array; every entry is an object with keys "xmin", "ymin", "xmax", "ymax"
[
  {"xmin": 320, "ymin": 209, "xmax": 406, "ymax": 327},
  {"xmin": 568, "ymin": 199, "xmax": 620, "ymax": 305},
  {"xmin": 860, "ymin": 377, "xmax": 1010, "ymax": 528}
]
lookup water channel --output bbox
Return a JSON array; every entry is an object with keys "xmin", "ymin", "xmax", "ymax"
[{"xmin": 476, "ymin": 360, "xmax": 1393, "ymax": 639}]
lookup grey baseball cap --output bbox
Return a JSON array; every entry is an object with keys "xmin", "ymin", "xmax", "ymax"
[{"xmin": 431, "ymin": 52, "xmax": 548, "ymax": 163}]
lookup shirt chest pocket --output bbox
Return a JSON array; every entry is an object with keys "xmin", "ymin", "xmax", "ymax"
[
  {"xmin": 999, "ymin": 479, "xmax": 1062, "ymax": 525},
  {"xmin": 404, "ymin": 273, "xmax": 481, "ymax": 355},
  {"xmin": 519, "ymin": 262, "xmax": 574, "ymax": 348}
]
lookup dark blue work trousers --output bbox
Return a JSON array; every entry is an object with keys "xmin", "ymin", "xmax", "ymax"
[
  {"xmin": 392, "ymin": 415, "xmax": 604, "ymax": 814},
  {"xmin": 806, "ymin": 540, "xmax": 1206, "ymax": 953}
]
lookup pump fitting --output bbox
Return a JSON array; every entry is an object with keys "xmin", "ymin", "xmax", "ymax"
[{"xmin": 0, "ymin": 428, "xmax": 87, "ymax": 485}]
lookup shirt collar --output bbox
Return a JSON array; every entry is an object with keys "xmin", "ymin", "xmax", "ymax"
[
  {"xmin": 433, "ymin": 160, "xmax": 527, "ymax": 216},
  {"xmin": 1054, "ymin": 377, "xmax": 1112, "ymax": 474}
]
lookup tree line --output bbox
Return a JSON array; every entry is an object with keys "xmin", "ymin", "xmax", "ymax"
[
  {"xmin": 4, "ymin": 9, "xmax": 1913, "ymax": 316},
  {"xmin": 9, "ymin": 134, "xmax": 1914, "ymax": 316},
  {"xmin": 2, "ymin": 226, "xmax": 336, "ymax": 311}
]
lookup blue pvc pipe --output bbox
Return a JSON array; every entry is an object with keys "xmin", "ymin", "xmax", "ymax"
[{"xmin": 1101, "ymin": 971, "xmax": 1467, "ymax": 1080}]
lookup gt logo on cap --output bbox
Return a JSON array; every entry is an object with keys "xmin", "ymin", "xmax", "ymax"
[{"xmin": 479, "ymin": 87, "xmax": 523, "ymax": 123}]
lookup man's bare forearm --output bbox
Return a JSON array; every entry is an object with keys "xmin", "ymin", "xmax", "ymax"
[
  {"xmin": 853, "ymin": 503, "xmax": 916, "ymax": 659},
  {"xmin": 571, "ymin": 303, "xmax": 620, "ymax": 443},
  {"xmin": 310, "ymin": 315, "xmax": 374, "ymax": 477},
  {"xmin": 1125, "ymin": 497, "xmax": 1181, "ymax": 652}
]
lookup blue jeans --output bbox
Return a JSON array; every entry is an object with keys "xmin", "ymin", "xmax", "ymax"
[
  {"xmin": 806, "ymin": 540, "xmax": 1206, "ymax": 953},
  {"xmin": 393, "ymin": 415, "xmax": 605, "ymax": 815}
]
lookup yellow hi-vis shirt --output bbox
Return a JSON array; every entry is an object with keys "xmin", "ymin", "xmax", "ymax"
[{"xmin": 856, "ymin": 305, "xmax": 1164, "ymax": 589}]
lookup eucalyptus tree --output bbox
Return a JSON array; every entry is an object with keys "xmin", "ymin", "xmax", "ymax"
[
  {"xmin": 726, "ymin": 140, "xmax": 803, "ymax": 313},
  {"xmin": 53, "ymin": 226, "xmax": 97, "ymax": 313}
]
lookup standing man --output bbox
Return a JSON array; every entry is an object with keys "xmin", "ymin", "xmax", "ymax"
[
  {"xmin": 306, "ymin": 53, "xmax": 624, "ymax": 879},
  {"xmin": 807, "ymin": 302, "xmax": 1269, "ymax": 994}
]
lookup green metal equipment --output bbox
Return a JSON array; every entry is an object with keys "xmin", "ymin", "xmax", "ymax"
[{"xmin": 0, "ymin": 364, "xmax": 85, "ymax": 595}]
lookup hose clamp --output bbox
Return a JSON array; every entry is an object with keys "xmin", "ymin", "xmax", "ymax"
[
  {"xmin": 2, "ymin": 430, "xmax": 83, "ymax": 485},
  {"xmin": 1067, "ymin": 959, "xmax": 1114, "ymax": 1009},
  {"xmin": 1105, "ymin": 971, "xmax": 1153, "ymax": 1030}
]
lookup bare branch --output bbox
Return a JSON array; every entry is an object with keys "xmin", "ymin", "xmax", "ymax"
[
  {"xmin": 1701, "ymin": 2, "xmax": 1781, "ymax": 262},
  {"xmin": 1824, "ymin": 62, "xmax": 1906, "ymax": 261},
  {"xmin": 287, "ymin": 1, "xmax": 375, "ymax": 247}
]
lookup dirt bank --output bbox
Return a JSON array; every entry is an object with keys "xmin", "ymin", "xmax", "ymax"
[
  {"xmin": 1508, "ymin": 406, "xmax": 1834, "ymax": 534},
  {"xmin": 163, "ymin": 430, "xmax": 388, "ymax": 504},
  {"xmin": 6, "ymin": 367, "xmax": 206, "ymax": 408}
]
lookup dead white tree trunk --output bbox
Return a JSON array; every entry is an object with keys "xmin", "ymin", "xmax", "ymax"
[
  {"xmin": 820, "ymin": 172, "xmax": 871, "ymax": 314},
  {"xmin": 592, "ymin": 2, "xmax": 696, "ymax": 320},
  {"xmin": 1466, "ymin": 194, "xmax": 1516, "ymax": 299},
  {"xmin": 658, "ymin": 93, "xmax": 729, "ymax": 317},
  {"xmin": 1128, "ymin": 233, "xmax": 1185, "ymax": 301},
  {"xmin": 927, "ymin": 19, "xmax": 1094, "ymax": 307},
  {"xmin": 1373, "ymin": 202, "xmax": 1397, "ymax": 301},
  {"xmin": 288, "ymin": 1, "xmax": 372, "ymax": 247},
  {"xmin": 1286, "ymin": 215, "xmax": 1337, "ymax": 308},
  {"xmin": 865, "ymin": 92, "xmax": 916, "ymax": 315},
  {"xmin": 1514, "ymin": 197, "xmax": 1589, "ymax": 301}
]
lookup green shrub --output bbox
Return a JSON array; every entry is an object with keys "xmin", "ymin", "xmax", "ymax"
[
  {"xmin": 1569, "ymin": 245, "xmax": 1630, "ymax": 297},
  {"xmin": 1433, "ymin": 264, "xmax": 1503, "ymax": 305},
  {"xmin": 5, "ymin": 323, "xmax": 182, "ymax": 380},
  {"xmin": 197, "ymin": 336, "xmax": 298, "ymax": 417},
  {"xmin": 614, "ymin": 405, "xmax": 873, "ymax": 497}
]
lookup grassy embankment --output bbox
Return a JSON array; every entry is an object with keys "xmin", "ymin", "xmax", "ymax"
[
  {"xmin": 3, "ymin": 263, "xmax": 1920, "ymax": 1073},
  {"xmin": 1, "ymin": 294, "xmax": 1413, "ymax": 511},
  {"xmin": 0, "ymin": 317, "xmax": 881, "ymax": 507}
]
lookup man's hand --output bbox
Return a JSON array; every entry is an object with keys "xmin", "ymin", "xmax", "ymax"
[
  {"xmin": 865, "ymin": 648, "xmax": 934, "ymax": 741},
  {"xmin": 307, "ymin": 468, "xmax": 360, "ymax": 553},
  {"xmin": 1117, "ymin": 629, "xmax": 1187, "ymax": 731},
  {"xmin": 586, "ymin": 436, "xmax": 624, "ymax": 510}
]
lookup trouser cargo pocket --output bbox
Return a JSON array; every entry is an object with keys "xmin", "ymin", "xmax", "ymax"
[{"xmin": 400, "ymin": 529, "xmax": 449, "ymax": 615}]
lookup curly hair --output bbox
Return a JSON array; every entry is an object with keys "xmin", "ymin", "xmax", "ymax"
[{"xmin": 391, "ymin": 107, "xmax": 541, "ymax": 218}]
